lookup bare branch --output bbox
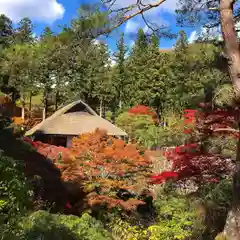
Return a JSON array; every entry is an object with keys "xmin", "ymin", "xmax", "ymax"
[{"xmin": 102, "ymin": 0, "xmax": 167, "ymax": 34}]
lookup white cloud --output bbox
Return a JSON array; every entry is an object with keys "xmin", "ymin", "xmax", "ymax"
[
  {"xmin": 0, "ymin": 0, "xmax": 65, "ymax": 23},
  {"xmin": 129, "ymin": 40, "xmax": 135, "ymax": 48},
  {"xmin": 110, "ymin": 59, "xmax": 116, "ymax": 66},
  {"xmin": 188, "ymin": 26, "xmax": 223, "ymax": 43},
  {"xmin": 188, "ymin": 30, "xmax": 197, "ymax": 43},
  {"xmin": 125, "ymin": 20, "xmax": 140, "ymax": 33},
  {"xmin": 92, "ymin": 39, "xmax": 100, "ymax": 45}
]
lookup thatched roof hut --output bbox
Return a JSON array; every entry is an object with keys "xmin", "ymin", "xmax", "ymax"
[{"xmin": 25, "ymin": 100, "xmax": 127, "ymax": 147}]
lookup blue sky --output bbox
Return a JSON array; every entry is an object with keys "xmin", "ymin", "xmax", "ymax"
[{"xmin": 0, "ymin": 0, "xmax": 198, "ymax": 52}]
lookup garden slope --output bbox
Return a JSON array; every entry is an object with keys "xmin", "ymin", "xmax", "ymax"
[{"xmin": 0, "ymin": 128, "xmax": 68, "ymax": 209}]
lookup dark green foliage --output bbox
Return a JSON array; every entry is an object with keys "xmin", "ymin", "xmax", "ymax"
[
  {"xmin": 113, "ymin": 33, "xmax": 128, "ymax": 109},
  {"xmin": 0, "ymin": 14, "xmax": 13, "ymax": 49},
  {"xmin": 150, "ymin": 190, "xmax": 205, "ymax": 240},
  {"xmin": 175, "ymin": 30, "xmax": 188, "ymax": 54},
  {"xmin": 41, "ymin": 26, "xmax": 54, "ymax": 40},
  {"xmin": 198, "ymin": 180, "xmax": 233, "ymax": 239},
  {"xmin": 17, "ymin": 211, "xmax": 111, "ymax": 240},
  {"xmin": 0, "ymin": 128, "xmax": 69, "ymax": 210},
  {"xmin": 0, "ymin": 153, "xmax": 32, "ymax": 239},
  {"xmin": 15, "ymin": 17, "xmax": 34, "ymax": 44}
]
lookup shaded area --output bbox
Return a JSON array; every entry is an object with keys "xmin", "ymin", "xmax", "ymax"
[{"xmin": 0, "ymin": 127, "xmax": 85, "ymax": 212}]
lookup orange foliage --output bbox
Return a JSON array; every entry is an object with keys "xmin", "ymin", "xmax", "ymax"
[
  {"xmin": 12, "ymin": 117, "xmax": 24, "ymax": 125},
  {"xmin": 25, "ymin": 129, "xmax": 153, "ymax": 212},
  {"xmin": 128, "ymin": 105, "xmax": 158, "ymax": 123},
  {"xmin": 70, "ymin": 129, "xmax": 152, "ymax": 210}
]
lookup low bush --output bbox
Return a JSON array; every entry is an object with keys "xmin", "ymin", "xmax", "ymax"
[
  {"xmin": 198, "ymin": 180, "xmax": 232, "ymax": 239},
  {"xmin": 17, "ymin": 211, "xmax": 111, "ymax": 240},
  {"xmin": 109, "ymin": 218, "xmax": 148, "ymax": 240},
  {"xmin": 116, "ymin": 109, "xmax": 188, "ymax": 149},
  {"xmin": 149, "ymin": 191, "xmax": 205, "ymax": 240}
]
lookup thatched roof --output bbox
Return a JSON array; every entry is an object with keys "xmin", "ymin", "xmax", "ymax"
[{"xmin": 25, "ymin": 100, "xmax": 127, "ymax": 137}]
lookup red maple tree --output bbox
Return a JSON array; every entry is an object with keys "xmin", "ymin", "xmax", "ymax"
[
  {"xmin": 128, "ymin": 105, "xmax": 158, "ymax": 123},
  {"xmin": 151, "ymin": 104, "xmax": 236, "ymax": 185}
]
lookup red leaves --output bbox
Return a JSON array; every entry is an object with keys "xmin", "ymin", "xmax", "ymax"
[
  {"xmin": 128, "ymin": 105, "xmax": 158, "ymax": 123},
  {"xmin": 183, "ymin": 109, "xmax": 197, "ymax": 124},
  {"xmin": 151, "ymin": 106, "xmax": 235, "ymax": 186},
  {"xmin": 128, "ymin": 105, "xmax": 154, "ymax": 115},
  {"xmin": 65, "ymin": 202, "xmax": 72, "ymax": 209},
  {"xmin": 151, "ymin": 171, "xmax": 179, "ymax": 184}
]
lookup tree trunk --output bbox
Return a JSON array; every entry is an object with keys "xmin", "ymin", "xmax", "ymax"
[
  {"xmin": 43, "ymin": 86, "xmax": 48, "ymax": 121},
  {"xmin": 42, "ymin": 107, "xmax": 46, "ymax": 121},
  {"xmin": 119, "ymin": 99, "xmax": 122, "ymax": 109},
  {"xmin": 220, "ymin": 0, "xmax": 240, "ymax": 98},
  {"xmin": 29, "ymin": 91, "xmax": 32, "ymax": 119},
  {"xmin": 21, "ymin": 105, "xmax": 25, "ymax": 122},
  {"xmin": 55, "ymin": 91, "xmax": 59, "ymax": 111},
  {"xmin": 155, "ymin": 103, "xmax": 162, "ymax": 126},
  {"xmin": 43, "ymin": 97, "xmax": 48, "ymax": 121},
  {"xmin": 99, "ymin": 99, "xmax": 103, "ymax": 117},
  {"xmin": 111, "ymin": 103, "xmax": 117, "ymax": 124},
  {"xmin": 220, "ymin": 0, "xmax": 240, "ymax": 238},
  {"xmin": 103, "ymin": 103, "xmax": 106, "ymax": 119}
]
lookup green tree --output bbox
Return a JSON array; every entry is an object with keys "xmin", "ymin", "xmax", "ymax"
[
  {"xmin": 175, "ymin": 30, "xmax": 188, "ymax": 54},
  {"xmin": 0, "ymin": 14, "xmax": 20, "ymax": 102},
  {"xmin": 126, "ymin": 28, "xmax": 150, "ymax": 105},
  {"xmin": 15, "ymin": 17, "xmax": 34, "ymax": 44},
  {"xmin": 2, "ymin": 44, "xmax": 39, "ymax": 120},
  {"xmin": 41, "ymin": 26, "xmax": 54, "ymax": 40},
  {"xmin": 0, "ymin": 154, "xmax": 32, "ymax": 239},
  {"xmin": 92, "ymin": 42, "xmax": 113, "ymax": 117},
  {"xmin": 0, "ymin": 14, "xmax": 13, "ymax": 49},
  {"xmin": 141, "ymin": 35, "xmax": 170, "ymax": 121},
  {"xmin": 113, "ymin": 33, "xmax": 128, "ymax": 110}
]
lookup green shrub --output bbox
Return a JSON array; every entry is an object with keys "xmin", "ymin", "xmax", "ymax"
[
  {"xmin": 109, "ymin": 218, "xmax": 148, "ymax": 240},
  {"xmin": 148, "ymin": 193, "xmax": 205, "ymax": 240},
  {"xmin": 198, "ymin": 180, "xmax": 232, "ymax": 239},
  {"xmin": 116, "ymin": 112, "xmax": 187, "ymax": 149},
  {"xmin": 0, "ymin": 153, "xmax": 32, "ymax": 239},
  {"xmin": 17, "ymin": 211, "xmax": 111, "ymax": 240},
  {"xmin": 214, "ymin": 84, "xmax": 234, "ymax": 107},
  {"xmin": 109, "ymin": 192, "xmax": 205, "ymax": 240}
]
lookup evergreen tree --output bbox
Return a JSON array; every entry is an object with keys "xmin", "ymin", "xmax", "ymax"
[
  {"xmin": 92, "ymin": 42, "xmax": 112, "ymax": 116},
  {"xmin": 2, "ymin": 44, "xmax": 39, "ymax": 119},
  {"xmin": 134, "ymin": 28, "xmax": 148, "ymax": 50},
  {"xmin": 0, "ymin": 14, "xmax": 20, "ymax": 102},
  {"xmin": 126, "ymin": 28, "xmax": 150, "ymax": 105},
  {"xmin": 175, "ymin": 30, "xmax": 188, "ymax": 54},
  {"xmin": 41, "ymin": 27, "xmax": 54, "ymax": 39},
  {"xmin": 0, "ymin": 14, "xmax": 13, "ymax": 49},
  {"xmin": 113, "ymin": 33, "xmax": 128, "ymax": 109},
  {"xmin": 140, "ymin": 35, "xmax": 172, "ymax": 121},
  {"xmin": 15, "ymin": 18, "xmax": 34, "ymax": 44}
]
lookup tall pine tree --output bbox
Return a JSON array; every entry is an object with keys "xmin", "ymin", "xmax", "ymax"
[
  {"xmin": 127, "ymin": 28, "xmax": 149, "ymax": 105},
  {"xmin": 113, "ymin": 33, "xmax": 128, "ymax": 109},
  {"xmin": 15, "ymin": 18, "xmax": 34, "ymax": 44}
]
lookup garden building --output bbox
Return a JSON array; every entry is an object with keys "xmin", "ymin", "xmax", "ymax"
[{"xmin": 25, "ymin": 100, "xmax": 127, "ymax": 147}]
